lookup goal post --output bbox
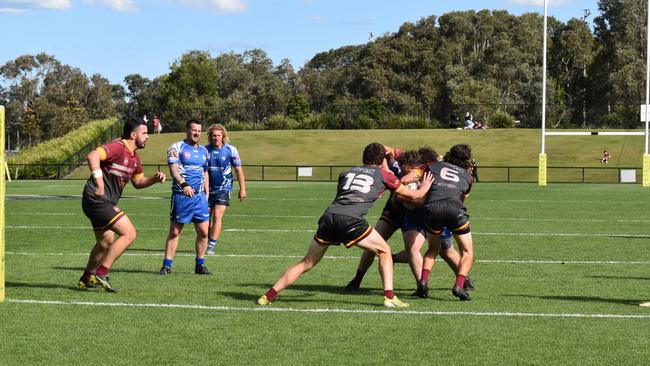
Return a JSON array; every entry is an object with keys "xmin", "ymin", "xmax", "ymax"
[{"xmin": 0, "ymin": 106, "xmax": 5, "ymax": 302}]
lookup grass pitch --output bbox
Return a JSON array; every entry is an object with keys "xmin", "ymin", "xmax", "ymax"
[{"xmin": 2, "ymin": 180, "xmax": 650, "ymax": 365}]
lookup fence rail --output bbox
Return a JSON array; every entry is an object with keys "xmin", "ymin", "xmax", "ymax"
[{"xmin": 5, "ymin": 164, "xmax": 645, "ymax": 184}]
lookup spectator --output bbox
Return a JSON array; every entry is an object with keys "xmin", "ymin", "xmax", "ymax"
[
  {"xmin": 153, "ymin": 115, "xmax": 162, "ymax": 134},
  {"xmin": 464, "ymin": 112, "xmax": 474, "ymax": 129},
  {"xmin": 600, "ymin": 150, "xmax": 610, "ymax": 164}
]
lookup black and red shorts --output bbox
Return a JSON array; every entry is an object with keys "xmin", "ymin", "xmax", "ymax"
[
  {"xmin": 424, "ymin": 199, "xmax": 470, "ymax": 235},
  {"xmin": 81, "ymin": 193, "xmax": 126, "ymax": 230},
  {"xmin": 314, "ymin": 213, "xmax": 372, "ymax": 248}
]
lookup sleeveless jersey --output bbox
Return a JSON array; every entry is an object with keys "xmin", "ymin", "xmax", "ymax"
[
  {"xmin": 325, "ymin": 166, "xmax": 401, "ymax": 219},
  {"xmin": 424, "ymin": 161, "xmax": 472, "ymax": 204}
]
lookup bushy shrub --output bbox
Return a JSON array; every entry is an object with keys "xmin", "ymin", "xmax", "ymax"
[
  {"xmin": 225, "ymin": 119, "xmax": 254, "ymax": 131},
  {"xmin": 384, "ymin": 114, "xmax": 439, "ymax": 129},
  {"xmin": 489, "ymin": 110, "xmax": 516, "ymax": 128},
  {"xmin": 264, "ymin": 114, "xmax": 300, "ymax": 130}
]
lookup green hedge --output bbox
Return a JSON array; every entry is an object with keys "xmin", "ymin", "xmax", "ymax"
[{"xmin": 9, "ymin": 117, "xmax": 119, "ymax": 178}]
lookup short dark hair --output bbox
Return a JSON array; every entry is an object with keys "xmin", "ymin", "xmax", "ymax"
[
  {"xmin": 122, "ymin": 117, "xmax": 147, "ymax": 139},
  {"xmin": 443, "ymin": 144, "xmax": 472, "ymax": 169},
  {"xmin": 418, "ymin": 146, "xmax": 439, "ymax": 164},
  {"xmin": 362, "ymin": 142, "xmax": 386, "ymax": 165},
  {"xmin": 186, "ymin": 119, "xmax": 202, "ymax": 129},
  {"xmin": 397, "ymin": 150, "xmax": 420, "ymax": 170}
]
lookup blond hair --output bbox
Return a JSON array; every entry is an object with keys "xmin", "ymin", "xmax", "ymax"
[{"xmin": 207, "ymin": 123, "xmax": 229, "ymax": 144}]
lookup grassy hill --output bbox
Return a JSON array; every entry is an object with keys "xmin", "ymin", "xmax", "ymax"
[{"xmin": 136, "ymin": 128, "xmax": 646, "ymax": 167}]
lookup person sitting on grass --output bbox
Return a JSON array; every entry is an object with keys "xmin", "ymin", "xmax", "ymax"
[{"xmin": 258, "ymin": 142, "xmax": 433, "ymax": 308}]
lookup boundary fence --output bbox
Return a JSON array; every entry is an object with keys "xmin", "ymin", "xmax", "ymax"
[{"xmin": 4, "ymin": 164, "xmax": 645, "ymax": 184}]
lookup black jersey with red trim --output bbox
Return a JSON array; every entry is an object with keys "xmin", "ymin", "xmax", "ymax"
[
  {"xmin": 424, "ymin": 161, "xmax": 472, "ymax": 204},
  {"xmin": 324, "ymin": 166, "xmax": 402, "ymax": 219},
  {"xmin": 83, "ymin": 139, "xmax": 143, "ymax": 204}
]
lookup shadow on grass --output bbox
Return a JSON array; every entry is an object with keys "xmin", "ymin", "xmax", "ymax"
[
  {"xmin": 506, "ymin": 294, "xmax": 644, "ymax": 306},
  {"xmin": 216, "ymin": 290, "xmax": 379, "ymax": 307},
  {"xmin": 128, "ymin": 248, "xmax": 195, "ymax": 254},
  {"xmin": 52, "ymin": 266, "xmax": 158, "ymax": 274},
  {"xmin": 587, "ymin": 275, "xmax": 650, "ymax": 281},
  {"xmin": 7, "ymin": 281, "xmax": 77, "ymax": 291}
]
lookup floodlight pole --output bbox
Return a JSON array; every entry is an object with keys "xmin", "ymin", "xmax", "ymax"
[
  {"xmin": 539, "ymin": 0, "xmax": 548, "ymax": 186},
  {"xmin": 641, "ymin": 0, "xmax": 650, "ymax": 187}
]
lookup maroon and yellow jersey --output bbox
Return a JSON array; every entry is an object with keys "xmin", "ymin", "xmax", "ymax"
[
  {"xmin": 325, "ymin": 166, "xmax": 402, "ymax": 219},
  {"xmin": 83, "ymin": 139, "xmax": 143, "ymax": 204}
]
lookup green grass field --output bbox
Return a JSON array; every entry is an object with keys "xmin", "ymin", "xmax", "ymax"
[{"xmin": 2, "ymin": 180, "xmax": 650, "ymax": 365}]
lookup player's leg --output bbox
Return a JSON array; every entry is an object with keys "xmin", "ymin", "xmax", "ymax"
[
  {"xmin": 451, "ymin": 232, "xmax": 474, "ymax": 301},
  {"xmin": 402, "ymin": 229, "xmax": 425, "ymax": 284},
  {"xmin": 160, "ymin": 221, "xmax": 184, "ymax": 275},
  {"xmin": 259, "ymin": 239, "xmax": 328, "ymax": 304},
  {"xmin": 345, "ymin": 219, "xmax": 396, "ymax": 291},
  {"xmin": 439, "ymin": 232, "xmax": 475, "ymax": 292},
  {"xmin": 355, "ymin": 229, "xmax": 408, "ymax": 308},
  {"xmin": 88, "ymin": 215, "xmax": 137, "ymax": 292},
  {"xmin": 193, "ymin": 220, "xmax": 210, "ymax": 274},
  {"xmin": 79, "ymin": 229, "xmax": 113, "ymax": 289},
  {"xmin": 207, "ymin": 204, "xmax": 227, "ymax": 254}
]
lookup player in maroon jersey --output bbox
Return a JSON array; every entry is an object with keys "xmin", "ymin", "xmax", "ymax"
[
  {"xmin": 78, "ymin": 118, "xmax": 166, "ymax": 292},
  {"xmin": 258, "ymin": 143, "xmax": 433, "ymax": 308}
]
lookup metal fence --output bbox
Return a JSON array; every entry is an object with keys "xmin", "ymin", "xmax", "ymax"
[{"xmin": 5, "ymin": 164, "xmax": 645, "ymax": 184}]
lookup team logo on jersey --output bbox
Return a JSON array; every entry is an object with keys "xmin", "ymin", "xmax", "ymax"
[
  {"xmin": 113, "ymin": 206, "xmax": 120, "ymax": 212},
  {"xmin": 184, "ymin": 152, "xmax": 191, "ymax": 159}
]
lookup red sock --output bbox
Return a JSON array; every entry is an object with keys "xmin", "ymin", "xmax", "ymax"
[
  {"xmin": 265, "ymin": 288, "xmax": 278, "ymax": 302},
  {"xmin": 95, "ymin": 265, "xmax": 110, "ymax": 277},
  {"xmin": 421, "ymin": 269, "xmax": 431, "ymax": 283},
  {"xmin": 384, "ymin": 290, "xmax": 395, "ymax": 299},
  {"xmin": 455, "ymin": 275, "xmax": 466, "ymax": 288}
]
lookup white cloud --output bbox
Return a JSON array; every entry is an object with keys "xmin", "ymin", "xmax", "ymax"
[
  {"xmin": 178, "ymin": 0, "xmax": 247, "ymax": 14},
  {"xmin": 81, "ymin": 0, "xmax": 138, "ymax": 12},
  {"xmin": 0, "ymin": 0, "xmax": 71, "ymax": 10},
  {"xmin": 0, "ymin": 6, "xmax": 27, "ymax": 13}
]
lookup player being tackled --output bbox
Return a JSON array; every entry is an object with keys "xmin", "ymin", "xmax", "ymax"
[{"xmin": 258, "ymin": 143, "xmax": 433, "ymax": 308}]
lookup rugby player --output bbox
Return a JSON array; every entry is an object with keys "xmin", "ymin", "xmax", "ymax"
[
  {"xmin": 258, "ymin": 143, "xmax": 433, "ymax": 308},
  {"xmin": 159, "ymin": 120, "xmax": 211, "ymax": 275},
  {"xmin": 78, "ymin": 117, "xmax": 166, "ymax": 292},
  {"xmin": 418, "ymin": 144, "xmax": 475, "ymax": 301},
  {"xmin": 205, "ymin": 124, "xmax": 247, "ymax": 255}
]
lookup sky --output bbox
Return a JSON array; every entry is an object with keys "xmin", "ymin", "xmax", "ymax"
[{"xmin": 0, "ymin": 0, "xmax": 599, "ymax": 85}]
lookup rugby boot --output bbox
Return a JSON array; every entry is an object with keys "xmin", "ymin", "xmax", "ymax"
[
  {"xmin": 159, "ymin": 266, "xmax": 172, "ymax": 275},
  {"xmin": 195, "ymin": 264, "xmax": 211, "ymax": 275},
  {"xmin": 257, "ymin": 295, "xmax": 271, "ymax": 305},
  {"xmin": 343, "ymin": 279, "xmax": 361, "ymax": 292},
  {"xmin": 92, "ymin": 274, "xmax": 117, "ymax": 293},
  {"xmin": 77, "ymin": 276, "xmax": 99, "ymax": 290},
  {"xmin": 464, "ymin": 276, "xmax": 476, "ymax": 292},
  {"xmin": 413, "ymin": 281, "xmax": 429, "ymax": 298},
  {"xmin": 452, "ymin": 285, "xmax": 470, "ymax": 301},
  {"xmin": 383, "ymin": 295, "xmax": 409, "ymax": 308}
]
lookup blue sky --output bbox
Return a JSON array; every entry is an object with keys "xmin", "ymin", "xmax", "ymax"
[{"xmin": 0, "ymin": 0, "xmax": 598, "ymax": 84}]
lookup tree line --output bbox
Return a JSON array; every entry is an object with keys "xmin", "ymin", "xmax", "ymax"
[{"xmin": 1, "ymin": 1, "xmax": 647, "ymax": 147}]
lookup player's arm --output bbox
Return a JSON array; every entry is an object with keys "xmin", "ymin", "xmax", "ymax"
[
  {"xmin": 131, "ymin": 171, "xmax": 166, "ymax": 189},
  {"xmin": 87, "ymin": 148, "xmax": 105, "ymax": 198},
  {"xmin": 234, "ymin": 166, "xmax": 247, "ymax": 201},
  {"xmin": 394, "ymin": 171, "xmax": 434, "ymax": 206},
  {"xmin": 169, "ymin": 163, "xmax": 194, "ymax": 197},
  {"xmin": 204, "ymin": 170, "xmax": 210, "ymax": 200},
  {"xmin": 400, "ymin": 165, "xmax": 425, "ymax": 184}
]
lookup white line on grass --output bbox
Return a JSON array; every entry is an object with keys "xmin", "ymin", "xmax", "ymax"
[
  {"xmin": 7, "ymin": 299, "xmax": 650, "ymax": 319},
  {"xmin": 6, "ymin": 251, "xmax": 650, "ymax": 264}
]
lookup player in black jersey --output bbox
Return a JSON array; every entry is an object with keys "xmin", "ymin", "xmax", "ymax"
[
  {"xmin": 419, "ymin": 144, "xmax": 475, "ymax": 301},
  {"xmin": 258, "ymin": 143, "xmax": 433, "ymax": 308}
]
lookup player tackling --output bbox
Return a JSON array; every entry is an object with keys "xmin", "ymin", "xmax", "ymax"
[{"xmin": 258, "ymin": 143, "xmax": 433, "ymax": 308}]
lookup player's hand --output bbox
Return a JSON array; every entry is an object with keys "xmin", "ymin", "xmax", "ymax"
[
  {"xmin": 239, "ymin": 188, "xmax": 247, "ymax": 201},
  {"xmin": 94, "ymin": 186, "xmax": 105, "ymax": 199},
  {"xmin": 420, "ymin": 171, "xmax": 434, "ymax": 190},
  {"xmin": 154, "ymin": 171, "xmax": 166, "ymax": 184},
  {"xmin": 183, "ymin": 185, "xmax": 195, "ymax": 197}
]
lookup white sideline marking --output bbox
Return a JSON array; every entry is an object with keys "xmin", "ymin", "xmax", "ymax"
[
  {"xmin": 6, "ymin": 251, "xmax": 650, "ymax": 264},
  {"xmin": 7, "ymin": 299, "xmax": 650, "ymax": 319},
  {"xmin": 6, "ymin": 225, "xmax": 650, "ymax": 238}
]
